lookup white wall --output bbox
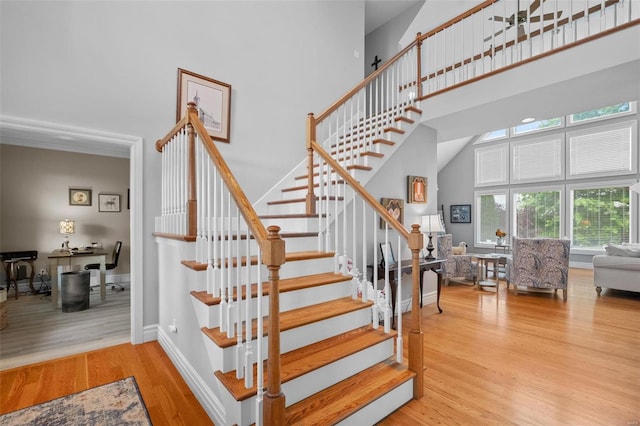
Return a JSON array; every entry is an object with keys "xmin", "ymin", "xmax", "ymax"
[{"xmin": 1, "ymin": 1, "xmax": 366, "ymax": 329}]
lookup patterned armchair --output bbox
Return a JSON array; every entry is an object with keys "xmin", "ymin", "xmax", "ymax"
[
  {"xmin": 506, "ymin": 237, "xmax": 570, "ymax": 301},
  {"xmin": 436, "ymin": 234, "xmax": 478, "ymax": 285}
]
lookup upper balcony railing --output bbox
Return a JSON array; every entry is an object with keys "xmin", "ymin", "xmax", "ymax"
[{"xmin": 416, "ymin": 0, "xmax": 639, "ymax": 100}]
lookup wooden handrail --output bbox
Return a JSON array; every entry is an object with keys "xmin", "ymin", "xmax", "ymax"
[
  {"xmin": 419, "ymin": 17, "xmax": 640, "ymax": 102},
  {"xmin": 155, "ymin": 115, "xmax": 189, "ymax": 153},
  {"xmin": 315, "ymin": 37, "xmax": 419, "ymax": 123},
  {"xmin": 185, "ymin": 104, "xmax": 269, "ymax": 244},
  {"xmin": 310, "ymin": 138, "xmax": 410, "ymax": 241}
]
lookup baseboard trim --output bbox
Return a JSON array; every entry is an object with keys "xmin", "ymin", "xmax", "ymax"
[
  {"xmin": 569, "ymin": 261, "xmax": 593, "ymax": 269},
  {"xmin": 157, "ymin": 327, "xmax": 226, "ymax": 425}
]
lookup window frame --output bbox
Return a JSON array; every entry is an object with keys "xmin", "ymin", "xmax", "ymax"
[
  {"xmin": 566, "ymin": 119, "xmax": 638, "ymax": 180},
  {"xmin": 567, "ymin": 101, "xmax": 636, "ymax": 127},
  {"xmin": 511, "ymin": 116, "xmax": 564, "ymax": 137},
  {"xmin": 566, "ymin": 179, "xmax": 637, "ymax": 255},
  {"xmin": 511, "ymin": 184, "xmax": 564, "ymax": 240},
  {"xmin": 474, "ymin": 189, "xmax": 509, "ymax": 248},
  {"xmin": 510, "ymin": 134, "xmax": 565, "ymax": 184}
]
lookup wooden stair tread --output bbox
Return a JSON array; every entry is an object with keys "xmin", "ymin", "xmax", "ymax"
[
  {"xmin": 190, "ymin": 272, "xmax": 351, "ymax": 306},
  {"xmin": 394, "ymin": 116, "xmax": 415, "ymax": 124},
  {"xmin": 372, "ymin": 138, "xmax": 395, "ymax": 146},
  {"xmin": 181, "ymin": 250, "xmax": 334, "ymax": 271},
  {"xmin": 284, "ymin": 359, "xmax": 414, "ymax": 425},
  {"xmin": 281, "ymin": 180, "xmax": 344, "ymax": 193},
  {"xmin": 267, "ymin": 196, "xmax": 343, "ymax": 205},
  {"xmin": 215, "ymin": 324, "xmax": 394, "ymax": 402},
  {"xmin": 202, "ymin": 296, "xmax": 372, "ymax": 349},
  {"xmin": 384, "ymin": 127, "xmax": 405, "ymax": 134},
  {"xmin": 259, "ymin": 213, "xmax": 323, "ymax": 219},
  {"xmin": 405, "ymin": 105, "xmax": 422, "ymax": 114}
]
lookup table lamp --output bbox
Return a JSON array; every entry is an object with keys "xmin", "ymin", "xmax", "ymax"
[
  {"xmin": 421, "ymin": 214, "xmax": 444, "ymax": 260},
  {"xmin": 59, "ymin": 219, "xmax": 75, "ymax": 251}
]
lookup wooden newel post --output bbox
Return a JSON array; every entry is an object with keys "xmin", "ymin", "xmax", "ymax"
[
  {"xmin": 263, "ymin": 226, "xmax": 286, "ymax": 425},
  {"xmin": 306, "ymin": 113, "xmax": 318, "ymax": 216},
  {"xmin": 186, "ymin": 121, "xmax": 197, "ymax": 237},
  {"xmin": 416, "ymin": 32, "xmax": 423, "ymax": 99},
  {"xmin": 408, "ymin": 224, "xmax": 424, "ymax": 399}
]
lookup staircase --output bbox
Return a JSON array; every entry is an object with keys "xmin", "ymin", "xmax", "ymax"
[{"xmin": 180, "ymin": 101, "xmax": 423, "ymax": 425}]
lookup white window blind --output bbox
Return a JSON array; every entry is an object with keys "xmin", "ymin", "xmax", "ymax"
[
  {"xmin": 569, "ymin": 122, "xmax": 635, "ymax": 178},
  {"xmin": 475, "ymin": 143, "xmax": 508, "ymax": 186},
  {"xmin": 511, "ymin": 137, "xmax": 563, "ymax": 183}
]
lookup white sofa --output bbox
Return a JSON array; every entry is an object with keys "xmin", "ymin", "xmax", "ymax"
[{"xmin": 593, "ymin": 243, "xmax": 640, "ymax": 295}]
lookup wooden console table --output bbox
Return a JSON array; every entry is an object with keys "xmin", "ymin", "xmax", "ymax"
[
  {"xmin": 368, "ymin": 258, "xmax": 444, "ymax": 328},
  {"xmin": 48, "ymin": 250, "xmax": 107, "ymax": 309},
  {"xmin": 0, "ymin": 251, "xmax": 37, "ymax": 299}
]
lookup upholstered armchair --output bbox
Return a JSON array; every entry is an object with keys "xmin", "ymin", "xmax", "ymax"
[
  {"xmin": 506, "ymin": 237, "xmax": 570, "ymax": 301},
  {"xmin": 436, "ymin": 234, "xmax": 478, "ymax": 285}
]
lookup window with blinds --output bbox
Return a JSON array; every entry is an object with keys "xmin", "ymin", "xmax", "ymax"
[
  {"xmin": 475, "ymin": 143, "xmax": 508, "ymax": 186},
  {"xmin": 511, "ymin": 137, "xmax": 564, "ymax": 183},
  {"xmin": 513, "ymin": 188, "xmax": 561, "ymax": 238},
  {"xmin": 568, "ymin": 121, "xmax": 637, "ymax": 178}
]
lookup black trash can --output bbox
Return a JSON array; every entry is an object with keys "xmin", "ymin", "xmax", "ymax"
[{"xmin": 61, "ymin": 271, "xmax": 90, "ymax": 312}]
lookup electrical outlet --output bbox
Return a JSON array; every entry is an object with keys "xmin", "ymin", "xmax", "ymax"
[{"xmin": 168, "ymin": 318, "xmax": 178, "ymax": 334}]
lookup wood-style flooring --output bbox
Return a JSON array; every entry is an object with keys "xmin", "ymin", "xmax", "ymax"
[
  {"xmin": 1, "ymin": 268, "xmax": 639, "ymax": 425},
  {"xmin": 381, "ymin": 268, "xmax": 640, "ymax": 425},
  {"xmin": 0, "ymin": 285, "xmax": 130, "ymax": 370},
  {"xmin": 0, "ymin": 341, "xmax": 212, "ymax": 425}
]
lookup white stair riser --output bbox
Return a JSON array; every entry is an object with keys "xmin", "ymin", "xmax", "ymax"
[
  {"xmin": 204, "ymin": 306, "xmax": 374, "ymax": 374},
  {"xmin": 260, "ymin": 217, "xmax": 320, "ymax": 233},
  {"xmin": 192, "ymin": 277, "xmax": 352, "ymax": 330},
  {"xmin": 282, "ymin": 339, "xmax": 395, "ymax": 406},
  {"xmin": 225, "ymin": 338, "xmax": 396, "ymax": 425},
  {"xmin": 279, "ymin": 256, "xmax": 335, "ymax": 279},
  {"xmin": 336, "ymin": 379, "xmax": 413, "ymax": 426}
]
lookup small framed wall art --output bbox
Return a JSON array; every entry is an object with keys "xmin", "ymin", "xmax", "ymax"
[
  {"xmin": 98, "ymin": 193, "xmax": 121, "ymax": 212},
  {"xmin": 450, "ymin": 204, "xmax": 472, "ymax": 223},
  {"xmin": 407, "ymin": 175, "xmax": 427, "ymax": 204},
  {"xmin": 380, "ymin": 197, "xmax": 404, "ymax": 229},
  {"xmin": 177, "ymin": 68, "xmax": 232, "ymax": 143},
  {"xmin": 69, "ymin": 188, "xmax": 92, "ymax": 206}
]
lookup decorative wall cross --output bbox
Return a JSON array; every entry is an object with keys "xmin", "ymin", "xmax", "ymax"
[{"xmin": 371, "ymin": 55, "xmax": 381, "ymax": 70}]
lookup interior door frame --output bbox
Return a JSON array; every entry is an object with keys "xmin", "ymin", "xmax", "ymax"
[{"xmin": 0, "ymin": 115, "xmax": 144, "ymax": 344}]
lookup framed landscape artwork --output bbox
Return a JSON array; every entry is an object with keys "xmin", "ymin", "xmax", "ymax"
[
  {"xmin": 380, "ymin": 198, "xmax": 404, "ymax": 229},
  {"xmin": 177, "ymin": 68, "xmax": 232, "ymax": 143},
  {"xmin": 450, "ymin": 204, "xmax": 471, "ymax": 223},
  {"xmin": 407, "ymin": 175, "xmax": 427, "ymax": 204}
]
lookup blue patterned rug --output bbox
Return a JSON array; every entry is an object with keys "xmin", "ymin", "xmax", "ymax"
[{"xmin": 0, "ymin": 376, "xmax": 151, "ymax": 425}]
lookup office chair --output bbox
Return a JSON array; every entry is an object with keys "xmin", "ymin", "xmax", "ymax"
[{"xmin": 85, "ymin": 241, "xmax": 124, "ymax": 291}]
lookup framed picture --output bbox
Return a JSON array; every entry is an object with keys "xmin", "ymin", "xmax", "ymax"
[
  {"xmin": 450, "ymin": 204, "xmax": 472, "ymax": 223},
  {"xmin": 98, "ymin": 193, "xmax": 121, "ymax": 212},
  {"xmin": 177, "ymin": 68, "xmax": 231, "ymax": 143},
  {"xmin": 69, "ymin": 188, "xmax": 92, "ymax": 206},
  {"xmin": 407, "ymin": 175, "xmax": 427, "ymax": 204},
  {"xmin": 380, "ymin": 198, "xmax": 404, "ymax": 229},
  {"xmin": 379, "ymin": 242, "xmax": 396, "ymax": 267}
]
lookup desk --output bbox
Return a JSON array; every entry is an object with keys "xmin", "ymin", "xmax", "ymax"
[
  {"xmin": 368, "ymin": 258, "xmax": 444, "ymax": 328},
  {"xmin": 48, "ymin": 251, "xmax": 107, "ymax": 309}
]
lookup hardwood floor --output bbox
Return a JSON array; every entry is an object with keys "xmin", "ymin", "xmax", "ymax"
[
  {"xmin": 1, "ymin": 268, "xmax": 638, "ymax": 425},
  {"xmin": 0, "ymin": 285, "xmax": 129, "ymax": 370},
  {"xmin": 0, "ymin": 341, "xmax": 212, "ymax": 425},
  {"xmin": 381, "ymin": 268, "xmax": 640, "ymax": 425}
]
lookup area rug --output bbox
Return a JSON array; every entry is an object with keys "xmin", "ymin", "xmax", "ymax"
[{"xmin": 0, "ymin": 376, "xmax": 151, "ymax": 425}]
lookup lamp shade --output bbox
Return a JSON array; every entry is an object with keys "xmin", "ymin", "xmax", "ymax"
[
  {"xmin": 59, "ymin": 219, "xmax": 75, "ymax": 235},
  {"xmin": 421, "ymin": 214, "xmax": 444, "ymax": 234}
]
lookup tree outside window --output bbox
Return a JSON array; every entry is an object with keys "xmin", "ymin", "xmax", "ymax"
[
  {"xmin": 572, "ymin": 186, "xmax": 630, "ymax": 249},
  {"xmin": 478, "ymin": 193, "xmax": 507, "ymax": 244},
  {"xmin": 514, "ymin": 190, "xmax": 561, "ymax": 238}
]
